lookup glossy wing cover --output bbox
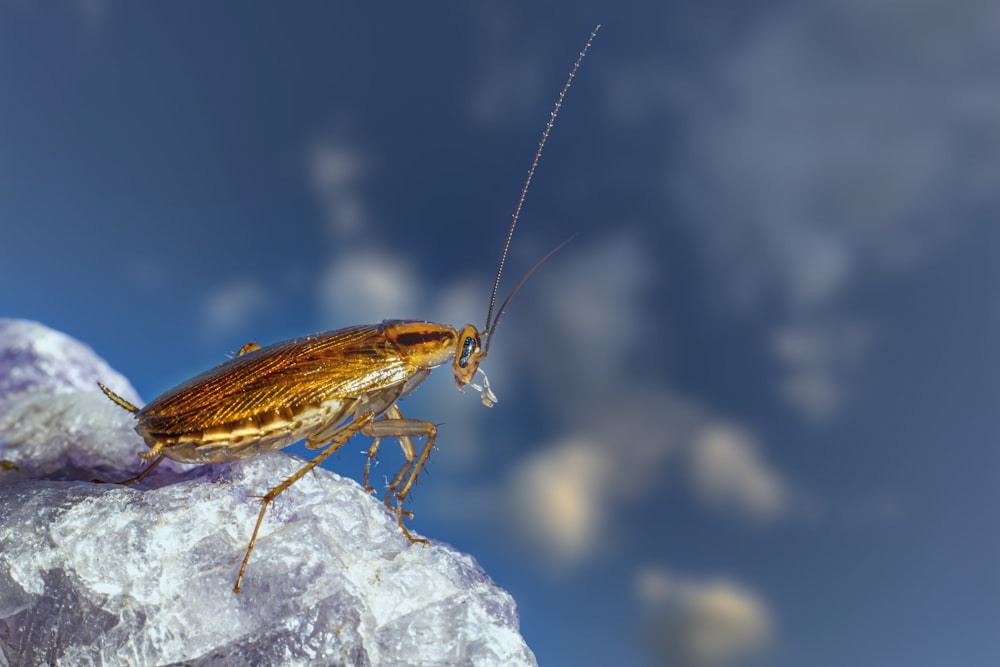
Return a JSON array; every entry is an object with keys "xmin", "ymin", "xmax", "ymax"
[{"xmin": 138, "ymin": 324, "xmax": 415, "ymax": 436}]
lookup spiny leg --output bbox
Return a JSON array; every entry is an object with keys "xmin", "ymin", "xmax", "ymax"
[
  {"xmin": 234, "ymin": 412, "xmax": 375, "ymax": 594},
  {"xmin": 360, "ymin": 411, "xmax": 437, "ymax": 544},
  {"xmin": 391, "ymin": 429, "xmax": 436, "ymax": 512},
  {"xmin": 363, "ymin": 437, "xmax": 382, "ymax": 493},
  {"xmin": 362, "ymin": 405, "xmax": 415, "ymax": 494},
  {"xmin": 385, "ymin": 428, "xmax": 437, "ymax": 543}
]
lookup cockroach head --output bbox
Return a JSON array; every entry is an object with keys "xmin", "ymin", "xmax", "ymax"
[{"xmin": 452, "ymin": 324, "xmax": 496, "ymax": 407}]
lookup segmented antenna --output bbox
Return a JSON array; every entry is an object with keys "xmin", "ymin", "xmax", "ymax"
[{"xmin": 483, "ymin": 24, "xmax": 600, "ymax": 339}]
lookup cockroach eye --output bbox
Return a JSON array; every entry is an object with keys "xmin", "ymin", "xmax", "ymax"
[{"xmin": 458, "ymin": 336, "xmax": 477, "ymax": 368}]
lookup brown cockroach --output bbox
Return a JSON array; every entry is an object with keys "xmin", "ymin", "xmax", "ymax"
[{"xmin": 98, "ymin": 25, "xmax": 599, "ymax": 593}]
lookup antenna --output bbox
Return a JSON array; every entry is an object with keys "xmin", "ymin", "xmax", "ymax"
[{"xmin": 483, "ymin": 24, "xmax": 600, "ymax": 337}]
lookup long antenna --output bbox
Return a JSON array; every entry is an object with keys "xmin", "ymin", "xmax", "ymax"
[{"xmin": 483, "ymin": 24, "xmax": 600, "ymax": 335}]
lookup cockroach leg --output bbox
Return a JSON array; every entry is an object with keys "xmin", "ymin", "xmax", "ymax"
[
  {"xmin": 234, "ymin": 412, "xmax": 376, "ymax": 594},
  {"xmin": 363, "ymin": 438, "xmax": 381, "ymax": 493},
  {"xmin": 94, "ymin": 454, "xmax": 166, "ymax": 486},
  {"xmin": 388, "ymin": 427, "xmax": 436, "ymax": 545},
  {"xmin": 138, "ymin": 441, "xmax": 165, "ymax": 461},
  {"xmin": 361, "ymin": 405, "xmax": 415, "ymax": 494},
  {"xmin": 117, "ymin": 454, "xmax": 166, "ymax": 485},
  {"xmin": 360, "ymin": 413, "xmax": 437, "ymax": 545}
]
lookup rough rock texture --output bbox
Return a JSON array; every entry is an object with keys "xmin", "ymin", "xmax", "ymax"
[{"xmin": 0, "ymin": 319, "xmax": 536, "ymax": 667}]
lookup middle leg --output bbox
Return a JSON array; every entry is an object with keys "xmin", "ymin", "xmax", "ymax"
[{"xmin": 360, "ymin": 407, "xmax": 438, "ymax": 544}]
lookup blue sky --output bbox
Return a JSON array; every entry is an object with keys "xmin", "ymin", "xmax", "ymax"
[{"xmin": 2, "ymin": 2, "xmax": 998, "ymax": 665}]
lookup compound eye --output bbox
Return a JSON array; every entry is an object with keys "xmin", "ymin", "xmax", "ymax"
[{"xmin": 458, "ymin": 335, "xmax": 478, "ymax": 368}]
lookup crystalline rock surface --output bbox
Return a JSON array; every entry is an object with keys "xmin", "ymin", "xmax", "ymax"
[{"xmin": 0, "ymin": 319, "xmax": 536, "ymax": 667}]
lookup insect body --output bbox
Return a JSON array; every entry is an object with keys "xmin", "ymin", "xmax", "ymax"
[
  {"xmin": 98, "ymin": 25, "xmax": 599, "ymax": 593},
  {"xmin": 108, "ymin": 321, "xmax": 492, "ymax": 466}
]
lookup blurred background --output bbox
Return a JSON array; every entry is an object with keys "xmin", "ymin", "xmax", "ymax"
[{"xmin": 1, "ymin": 2, "xmax": 997, "ymax": 665}]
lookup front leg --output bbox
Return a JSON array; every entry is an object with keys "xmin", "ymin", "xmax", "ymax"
[{"xmin": 360, "ymin": 406, "xmax": 437, "ymax": 545}]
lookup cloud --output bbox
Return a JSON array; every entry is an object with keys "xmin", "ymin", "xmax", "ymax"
[
  {"xmin": 502, "ymin": 233, "xmax": 653, "ymax": 411},
  {"xmin": 307, "ymin": 132, "xmax": 429, "ymax": 328},
  {"xmin": 194, "ymin": 134, "xmax": 371, "ymax": 348},
  {"xmin": 673, "ymin": 0, "xmax": 998, "ymax": 309},
  {"xmin": 635, "ymin": 567, "xmax": 774, "ymax": 667},
  {"xmin": 317, "ymin": 250, "xmax": 423, "ymax": 327},
  {"xmin": 200, "ymin": 279, "xmax": 270, "ymax": 339},
  {"xmin": 474, "ymin": 237, "xmax": 680, "ymax": 562},
  {"xmin": 495, "ymin": 388, "xmax": 696, "ymax": 565},
  {"xmin": 499, "ymin": 404, "xmax": 795, "ymax": 565},
  {"xmin": 507, "ymin": 438, "xmax": 612, "ymax": 564},
  {"xmin": 434, "ymin": 235, "xmax": 796, "ymax": 564},
  {"xmin": 529, "ymin": 234, "xmax": 652, "ymax": 390},
  {"xmin": 643, "ymin": 0, "xmax": 1000, "ymax": 419},
  {"xmin": 689, "ymin": 426, "xmax": 789, "ymax": 521},
  {"xmin": 771, "ymin": 318, "xmax": 871, "ymax": 420},
  {"xmin": 308, "ymin": 138, "xmax": 370, "ymax": 239}
]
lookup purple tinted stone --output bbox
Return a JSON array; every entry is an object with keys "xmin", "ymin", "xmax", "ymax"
[{"xmin": 0, "ymin": 319, "xmax": 139, "ymax": 403}]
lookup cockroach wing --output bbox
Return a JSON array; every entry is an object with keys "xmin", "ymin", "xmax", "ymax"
[{"xmin": 138, "ymin": 324, "xmax": 417, "ymax": 435}]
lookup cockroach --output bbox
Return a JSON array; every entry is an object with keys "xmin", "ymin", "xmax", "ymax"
[{"xmin": 99, "ymin": 25, "xmax": 599, "ymax": 593}]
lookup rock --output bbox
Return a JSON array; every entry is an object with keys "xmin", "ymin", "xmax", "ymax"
[{"xmin": 0, "ymin": 319, "xmax": 536, "ymax": 667}]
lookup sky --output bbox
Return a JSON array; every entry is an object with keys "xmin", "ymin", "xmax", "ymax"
[{"xmin": 1, "ymin": 1, "xmax": 998, "ymax": 665}]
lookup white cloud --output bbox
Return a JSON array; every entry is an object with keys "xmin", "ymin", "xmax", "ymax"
[
  {"xmin": 649, "ymin": 0, "xmax": 1000, "ymax": 418},
  {"xmin": 495, "ymin": 388, "xmax": 697, "ymax": 565},
  {"xmin": 772, "ymin": 318, "xmax": 871, "ymax": 420},
  {"xmin": 201, "ymin": 279, "xmax": 270, "ymax": 338},
  {"xmin": 308, "ymin": 139, "xmax": 370, "ymax": 239},
  {"xmin": 485, "ymin": 234, "xmax": 696, "ymax": 561},
  {"xmin": 498, "ymin": 405, "xmax": 794, "ymax": 564},
  {"xmin": 673, "ymin": 1, "xmax": 999, "ymax": 307},
  {"xmin": 531, "ymin": 234, "xmax": 652, "ymax": 387},
  {"xmin": 307, "ymin": 134, "xmax": 428, "ymax": 328},
  {"xmin": 635, "ymin": 567, "xmax": 774, "ymax": 667},
  {"xmin": 508, "ymin": 439, "xmax": 612, "ymax": 564},
  {"xmin": 422, "ymin": 235, "xmax": 796, "ymax": 564},
  {"xmin": 504, "ymin": 233, "xmax": 653, "ymax": 412},
  {"xmin": 689, "ymin": 426, "xmax": 789, "ymax": 521},
  {"xmin": 195, "ymin": 110, "xmax": 372, "ymax": 352},
  {"xmin": 318, "ymin": 250, "xmax": 423, "ymax": 326}
]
